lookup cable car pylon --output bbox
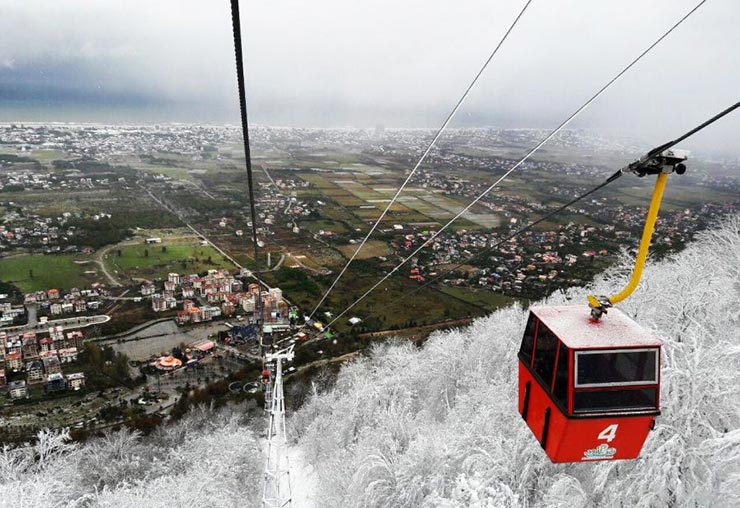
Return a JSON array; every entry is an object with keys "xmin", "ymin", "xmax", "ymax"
[{"xmin": 262, "ymin": 345, "xmax": 294, "ymax": 508}]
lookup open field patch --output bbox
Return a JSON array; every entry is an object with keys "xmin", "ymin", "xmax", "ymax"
[
  {"xmin": 336, "ymin": 241, "xmax": 391, "ymax": 260},
  {"xmin": 104, "ymin": 241, "xmax": 232, "ymax": 281},
  {"xmin": 0, "ymin": 254, "xmax": 97, "ymax": 292},
  {"xmin": 423, "ymin": 194, "xmax": 499, "ymax": 228},
  {"xmin": 137, "ymin": 165, "xmax": 194, "ymax": 182},
  {"xmin": 298, "ymin": 219, "xmax": 349, "ymax": 234},
  {"xmin": 437, "ymin": 286, "xmax": 519, "ymax": 310}
]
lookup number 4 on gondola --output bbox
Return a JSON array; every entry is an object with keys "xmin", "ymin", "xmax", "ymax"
[{"xmin": 518, "ymin": 305, "xmax": 661, "ymax": 463}]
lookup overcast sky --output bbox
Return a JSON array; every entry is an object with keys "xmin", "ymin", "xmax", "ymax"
[{"xmin": 0, "ymin": 0, "xmax": 738, "ymax": 154}]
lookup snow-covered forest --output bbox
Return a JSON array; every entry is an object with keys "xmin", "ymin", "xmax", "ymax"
[
  {"xmin": 0, "ymin": 405, "xmax": 264, "ymax": 507},
  {"xmin": 1, "ymin": 216, "xmax": 738, "ymax": 508},
  {"xmin": 292, "ymin": 215, "xmax": 740, "ymax": 507}
]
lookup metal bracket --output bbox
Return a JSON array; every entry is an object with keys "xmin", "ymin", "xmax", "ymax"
[
  {"xmin": 626, "ymin": 148, "xmax": 689, "ymax": 178},
  {"xmin": 587, "ymin": 295, "xmax": 612, "ymax": 320}
]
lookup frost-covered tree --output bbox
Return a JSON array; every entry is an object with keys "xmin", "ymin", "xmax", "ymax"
[
  {"xmin": 292, "ymin": 214, "xmax": 740, "ymax": 507},
  {"xmin": 0, "ymin": 404, "xmax": 264, "ymax": 508}
]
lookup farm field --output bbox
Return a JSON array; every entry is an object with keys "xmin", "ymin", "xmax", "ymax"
[
  {"xmin": 0, "ymin": 254, "xmax": 97, "ymax": 292},
  {"xmin": 323, "ymin": 274, "xmax": 478, "ymax": 332},
  {"xmin": 298, "ymin": 167, "xmax": 501, "ymax": 231},
  {"xmin": 104, "ymin": 241, "xmax": 233, "ymax": 281},
  {"xmin": 336, "ymin": 241, "xmax": 391, "ymax": 260},
  {"xmin": 438, "ymin": 286, "xmax": 520, "ymax": 311}
]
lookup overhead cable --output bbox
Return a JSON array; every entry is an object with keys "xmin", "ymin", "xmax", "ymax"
[
  {"xmin": 323, "ymin": 0, "xmax": 708, "ymax": 328},
  {"xmin": 309, "ymin": 0, "xmax": 535, "ymax": 318},
  {"xmin": 230, "ymin": 0, "xmax": 263, "ymax": 324}
]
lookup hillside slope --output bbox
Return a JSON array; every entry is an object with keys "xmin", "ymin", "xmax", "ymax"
[
  {"xmin": 292, "ymin": 215, "xmax": 740, "ymax": 507},
  {"xmin": 0, "ymin": 217, "xmax": 737, "ymax": 508},
  {"xmin": 0, "ymin": 406, "xmax": 263, "ymax": 508}
]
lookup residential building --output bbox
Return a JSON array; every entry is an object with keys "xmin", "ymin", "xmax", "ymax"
[
  {"xmin": 45, "ymin": 372, "xmax": 67, "ymax": 392},
  {"xmin": 26, "ymin": 360, "xmax": 44, "ymax": 383},
  {"xmin": 58, "ymin": 347, "xmax": 78, "ymax": 363},
  {"xmin": 6, "ymin": 352, "xmax": 22, "ymax": 372},
  {"xmin": 22, "ymin": 334, "xmax": 39, "ymax": 359},
  {"xmin": 141, "ymin": 282, "xmax": 156, "ymax": 296},
  {"xmin": 67, "ymin": 372, "xmax": 85, "ymax": 390},
  {"xmin": 8, "ymin": 380, "xmax": 27, "ymax": 399},
  {"xmin": 152, "ymin": 294, "xmax": 168, "ymax": 312},
  {"xmin": 269, "ymin": 287, "xmax": 283, "ymax": 301},
  {"xmin": 66, "ymin": 331, "xmax": 84, "ymax": 349},
  {"xmin": 6, "ymin": 337, "xmax": 22, "ymax": 355},
  {"xmin": 42, "ymin": 355, "xmax": 62, "ymax": 375}
]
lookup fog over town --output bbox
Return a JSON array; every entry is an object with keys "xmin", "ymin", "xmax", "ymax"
[{"xmin": 1, "ymin": 0, "xmax": 739, "ymax": 154}]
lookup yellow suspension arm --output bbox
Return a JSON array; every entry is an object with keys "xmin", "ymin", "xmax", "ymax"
[{"xmin": 588, "ymin": 173, "xmax": 669, "ymax": 309}]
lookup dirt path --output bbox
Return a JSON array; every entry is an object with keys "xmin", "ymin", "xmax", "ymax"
[
  {"xmin": 358, "ymin": 317, "xmax": 475, "ymax": 339},
  {"xmin": 95, "ymin": 243, "xmax": 125, "ymax": 286}
]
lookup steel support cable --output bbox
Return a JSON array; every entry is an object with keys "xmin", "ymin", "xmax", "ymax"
[
  {"xmin": 230, "ymin": 0, "xmax": 263, "ymax": 325},
  {"xmin": 643, "ymin": 100, "xmax": 740, "ymax": 158},
  {"xmin": 425, "ymin": 100, "xmax": 740, "ymax": 309},
  {"xmin": 340, "ymin": 99, "xmax": 740, "ymax": 326},
  {"xmin": 309, "ymin": 0, "xmax": 535, "ymax": 319},
  {"xmin": 324, "ymin": 0, "xmax": 708, "ymax": 329},
  {"xmin": 379, "ymin": 174, "xmax": 623, "ymax": 314}
]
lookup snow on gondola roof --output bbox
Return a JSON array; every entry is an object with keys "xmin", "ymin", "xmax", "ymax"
[{"xmin": 530, "ymin": 305, "xmax": 662, "ymax": 350}]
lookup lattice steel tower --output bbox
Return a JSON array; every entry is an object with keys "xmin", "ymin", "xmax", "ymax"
[{"xmin": 262, "ymin": 345, "xmax": 294, "ymax": 508}]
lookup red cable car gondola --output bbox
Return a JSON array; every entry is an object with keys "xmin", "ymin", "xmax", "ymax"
[
  {"xmin": 518, "ymin": 157, "xmax": 687, "ymax": 463},
  {"xmin": 518, "ymin": 305, "xmax": 662, "ymax": 462}
]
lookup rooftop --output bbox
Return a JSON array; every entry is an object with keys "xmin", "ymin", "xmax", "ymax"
[{"xmin": 530, "ymin": 305, "xmax": 662, "ymax": 350}]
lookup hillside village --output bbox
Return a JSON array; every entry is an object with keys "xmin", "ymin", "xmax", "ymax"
[
  {"xmin": 144, "ymin": 268, "xmax": 289, "ymax": 326},
  {"xmin": 0, "ymin": 326, "xmax": 86, "ymax": 399}
]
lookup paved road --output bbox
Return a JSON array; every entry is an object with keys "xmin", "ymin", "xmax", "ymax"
[
  {"xmin": 270, "ymin": 253, "xmax": 286, "ymax": 271},
  {"xmin": 25, "ymin": 302, "xmax": 38, "ymax": 326},
  {"xmin": 0, "ymin": 314, "xmax": 110, "ymax": 334}
]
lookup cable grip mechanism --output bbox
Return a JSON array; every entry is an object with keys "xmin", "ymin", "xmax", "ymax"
[{"xmin": 588, "ymin": 149, "xmax": 689, "ymax": 320}]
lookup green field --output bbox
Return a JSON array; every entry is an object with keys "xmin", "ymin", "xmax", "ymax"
[
  {"xmin": 137, "ymin": 166, "xmax": 194, "ymax": 181},
  {"xmin": 105, "ymin": 242, "xmax": 233, "ymax": 281},
  {"xmin": 298, "ymin": 219, "xmax": 349, "ymax": 234},
  {"xmin": 438, "ymin": 286, "xmax": 520, "ymax": 311},
  {"xmin": 326, "ymin": 275, "xmax": 476, "ymax": 332},
  {"xmin": 337, "ymin": 241, "xmax": 391, "ymax": 260},
  {"xmin": 0, "ymin": 254, "xmax": 97, "ymax": 293}
]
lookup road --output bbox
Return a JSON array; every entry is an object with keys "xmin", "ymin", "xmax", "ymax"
[
  {"xmin": 25, "ymin": 302, "xmax": 37, "ymax": 326},
  {"xmin": 0, "ymin": 314, "xmax": 110, "ymax": 334},
  {"xmin": 269, "ymin": 253, "xmax": 285, "ymax": 271},
  {"xmin": 95, "ymin": 243, "xmax": 123, "ymax": 286}
]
